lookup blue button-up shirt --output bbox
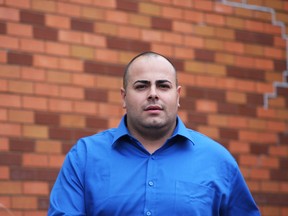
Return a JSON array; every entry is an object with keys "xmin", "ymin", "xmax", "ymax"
[{"xmin": 48, "ymin": 116, "xmax": 260, "ymax": 215}]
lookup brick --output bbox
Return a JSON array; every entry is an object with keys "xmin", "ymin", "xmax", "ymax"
[
  {"xmin": 173, "ymin": 20, "xmax": 193, "ymax": 34},
  {"xmin": 60, "ymin": 114, "xmax": 86, "ymax": 128},
  {"xmin": 10, "ymin": 167, "xmax": 59, "ymax": 181},
  {"xmin": 264, "ymin": 47, "xmax": 284, "ymax": 59},
  {"xmin": 163, "ymin": 32, "xmax": 183, "ymax": 45},
  {"xmin": 229, "ymin": 141, "xmax": 250, "ymax": 154},
  {"xmin": 33, "ymin": 26, "xmax": 58, "ymax": 41},
  {"xmin": 0, "ymin": 152, "xmax": 21, "ymax": 166},
  {"xmin": 141, "ymin": 29, "xmax": 162, "ymax": 42},
  {"xmin": 34, "ymin": 54, "xmax": 59, "ymax": 69},
  {"xmin": 198, "ymin": 125, "xmax": 219, "ymax": 139},
  {"xmin": 8, "ymin": 80, "xmax": 34, "ymax": 94},
  {"xmin": 71, "ymin": 45, "xmax": 94, "ymax": 59},
  {"xmin": 72, "ymin": 73, "xmax": 96, "ymax": 87},
  {"xmin": 196, "ymin": 99, "xmax": 217, "ymax": 113},
  {"xmin": 7, "ymin": 52, "xmax": 33, "ymax": 66},
  {"xmin": 0, "ymin": 166, "xmax": 9, "ymax": 179},
  {"xmin": 0, "ymin": 182, "xmax": 22, "ymax": 194},
  {"xmin": 0, "ymin": 137, "xmax": 9, "ymax": 151},
  {"xmin": 95, "ymin": 48, "xmax": 119, "ymax": 63},
  {"xmin": 270, "ymin": 169, "xmax": 288, "ymax": 181},
  {"xmin": 31, "ymin": 0, "xmax": 56, "ymax": 12},
  {"xmin": 194, "ymin": 49, "xmax": 214, "ymax": 62},
  {"xmin": 49, "ymin": 127, "xmax": 73, "ymax": 140},
  {"xmin": 174, "ymin": 47, "xmax": 194, "ymax": 59},
  {"xmin": 95, "ymin": 22, "xmax": 118, "ymax": 36},
  {"xmin": 7, "ymin": 22, "xmax": 32, "ymax": 37},
  {"xmin": 152, "ymin": 17, "xmax": 172, "ymax": 31},
  {"xmin": 205, "ymin": 39, "xmax": 224, "ymax": 51},
  {"xmin": 96, "ymin": 75, "xmax": 122, "ymax": 90},
  {"xmin": 224, "ymin": 41, "xmax": 244, "ymax": 54},
  {"xmin": 0, "ymin": 93, "xmax": 21, "ymax": 107},
  {"xmin": 250, "ymin": 168, "xmax": 270, "ymax": 180},
  {"xmin": 49, "ymin": 155, "xmax": 65, "ymax": 168},
  {"xmin": 205, "ymin": 13, "xmax": 225, "ymax": 25},
  {"xmin": 208, "ymin": 114, "xmax": 227, "ymax": 127},
  {"xmin": 227, "ymin": 116, "xmax": 248, "ymax": 128},
  {"xmin": 246, "ymin": 93, "xmax": 263, "ymax": 106},
  {"xmin": 93, "ymin": 0, "xmax": 116, "ymax": 8},
  {"xmin": 35, "ymin": 112, "xmax": 60, "ymax": 126},
  {"xmin": 57, "ymin": 2, "xmax": 81, "ymax": 16},
  {"xmin": 73, "ymin": 101, "xmax": 98, "ymax": 115},
  {"xmin": 45, "ymin": 41, "xmax": 70, "ymax": 56},
  {"xmin": 0, "ymin": 79, "xmax": 7, "ymax": 92},
  {"xmin": 139, "ymin": 2, "xmax": 161, "ymax": 16},
  {"xmin": 12, "ymin": 196, "xmax": 37, "ymax": 209},
  {"xmin": 108, "ymin": 90, "xmax": 122, "ymax": 104},
  {"xmin": 23, "ymin": 153, "xmax": 49, "ymax": 167},
  {"xmin": 83, "ymin": 33, "xmax": 106, "ymax": 47},
  {"xmin": 35, "ymin": 140, "xmax": 62, "ymax": 154},
  {"xmin": 251, "ymin": 144, "xmax": 269, "ymax": 155},
  {"xmin": 60, "ymin": 86, "xmax": 84, "ymax": 99},
  {"xmin": 9, "ymin": 138, "xmax": 35, "ymax": 152},
  {"xmin": 84, "ymin": 61, "xmax": 124, "ymax": 77},
  {"xmin": 239, "ymin": 130, "xmax": 277, "ymax": 144},
  {"xmin": 5, "ymin": 0, "xmax": 30, "ymax": 8},
  {"xmin": 23, "ymin": 181, "xmax": 49, "ymax": 195},
  {"xmin": 274, "ymin": 59, "xmax": 286, "ymax": 71},
  {"xmin": 20, "ymin": 38, "xmax": 45, "ymax": 53},
  {"xmin": 184, "ymin": 35, "xmax": 204, "ymax": 48},
  {"xmin": 98, "ymin": 103, "xmax": 123, "ymax": 117},
  {"xmin": 86, "ymin": 116, "xmax": 108, "ymax": 129},
  {"xmin": 183, "ymin": 10, "xmax": 204, "ymax": 23},
  {"xmin": 20, "ymin": 10, "xmax": 45, "ymax": 25},
  {"xmin": 118, "ymin": 25, "xmax": 141, "ymax": 39},
  {"xmin": 0, "ymin": 7, "xmax": 19, "ymax": 21},
  {"xmin": 107, "ymin": 36, "xmax": 150, "ymax": 52},
  {"xmin": 48, "ymin": 98, "xmax": 73, "ymax": 112},
  {"xmin": 244, "ymin": 44, "xmax": 263, "ymax": 56},
  {"xmin": 215, "ymin": 28, "xmax": 234, "ymax": 40},
  {"xmin": 128, "ymin": 14, "xmax": 151, "ymax": 27},
  {"xmin": 269, "ymin": 146, "xmax": 288, "ymax": 157},
  {"xmin": 8, "ymin": 110, "xmax": 34, "ymax": 123},
  {"xmin": 0, "ymin": 35, "xmax": 19, "ymax": 49},
  {"xmin": 45, "ymin": 14, "xmax": 70, "ymax": 29},
  {"xmin": 194, "ymin": 25, "xmax": 215, "ymax": 37},
  {"xmin": 59, "ymin": 58, "xmax": 83, "ymax": 72},
  {"xmin": 116, "ymin": 0, "xmax": 138, "ymax": 12},
  {"xmin": 81, "ymin": 7, "xmax": 104, "ymax": 20},
  {"xmin": 226, "ymin": 91, "xmax": 246, "ymax": 104},
  {"xmin": 71, "ymin": 18, "xmax": 94, "ymax": 32},
  {"xmin": 23, "ymin": 96, "xmax": 48, "ymax": 110},
  {"xmin": 194, "ymin": 0, "xmax": 213, "ymax": 11},
  {"xmin": 0, "ymin": 49, "xmax": 7, "ymax": 63},
  {"xmin": 0, "ymin": 108, "xmax": 7, "ymax": 121},
  {"xmin": 261, "ymin": 156, "xmax": 279, "ymax": 169},
  {"xmin": 105, "ymin": 10, "xmax": 129, "ymax": 24},
  {"xmin": 162, "ymin": 6, "xmax": 182, "ymax": 19},
  {"xmin": 236, "ymin": 30, "xmax": 274, "ymax": 46},
  {"xmin": 35, "ymin": 83, "xmax": 59, "ymax": 97},
  {"xmin": 23, "ymin": 125, "xmax": 48, "ymax": 139},
  {"xmin": 21, "ymin": 67, "xmax": 46, "ymax": 81},
  {"xmin": 85, "ymin": 88, "xmax": 108, "ymax": 102}
]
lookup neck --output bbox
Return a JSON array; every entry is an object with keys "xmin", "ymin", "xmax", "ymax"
[{"xmin": 128, "ymin": 124, "xmax": 175, "ymax": 154}]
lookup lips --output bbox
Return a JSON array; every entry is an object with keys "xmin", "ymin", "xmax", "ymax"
[{"xmin": 144, "ymin": 105, "xmax": 163, "ymax": 111}]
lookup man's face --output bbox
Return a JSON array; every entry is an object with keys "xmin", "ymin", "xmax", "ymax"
[{"xmin": 121, "ymin": 55, "xmax": 181, "ymax": 133}]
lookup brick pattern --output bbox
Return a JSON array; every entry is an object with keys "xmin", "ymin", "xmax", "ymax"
[{"xmin": 0, "ymin": 0, "xmax": 287, "ymax": 215}]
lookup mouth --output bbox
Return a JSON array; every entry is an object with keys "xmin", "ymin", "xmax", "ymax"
[{"xmin": 144, "ymin": 105, "xmax": 163, "ymax": 112}]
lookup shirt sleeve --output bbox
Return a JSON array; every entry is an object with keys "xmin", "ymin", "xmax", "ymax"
[
  {"xmin": 223, "ymin": 168, "xmax": 261, "ymax": 216},
  {"xmin": 48, "ymin": 143, "xmax": 86, "ymax": 216}
]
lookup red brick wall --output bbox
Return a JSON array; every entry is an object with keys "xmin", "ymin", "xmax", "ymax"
[{"xmin": 0, "ymin": 0, "xmax": 287, "ymax": 215}]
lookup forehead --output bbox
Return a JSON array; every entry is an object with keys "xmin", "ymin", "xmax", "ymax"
[{"xmin": 127, "ymin": 55, "xmax": 176, "ymax": 82}]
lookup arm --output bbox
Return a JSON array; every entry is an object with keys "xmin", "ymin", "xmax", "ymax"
[
  {"xmin": 223, "ymin": 169, "xmax": 261, "ymax": 216},
  {"xmin": 48, "ymin": 144, "xmax": 86, "ymax": 216}
]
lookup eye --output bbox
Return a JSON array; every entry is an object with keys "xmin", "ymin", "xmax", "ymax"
[
  {"xmin": 135, "ymin": 84, "xmax": 147, "ymax": 90},
  {"xmin": 158, "ymin": 84, "xmax": 171, "ymax": 90}
]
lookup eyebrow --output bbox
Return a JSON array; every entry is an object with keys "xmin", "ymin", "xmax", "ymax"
[{"xmin": 133, "ymin": 80, "xmax": 172, "ymax": 85}]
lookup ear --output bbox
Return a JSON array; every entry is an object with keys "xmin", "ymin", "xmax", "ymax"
[
  {"xmin": 121, "ymin": 88, "xmax": 126, "ymax": 108},
  {"xmin": 177, "ymin": 85, "xmax": 181, "ymax": 107}
]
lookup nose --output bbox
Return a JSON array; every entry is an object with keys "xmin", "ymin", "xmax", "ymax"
[{"xmin": 148, "ymin": 85, "xmax": 158, "ymax": 100}]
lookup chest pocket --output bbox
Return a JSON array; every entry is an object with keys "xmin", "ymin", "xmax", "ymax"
[{"xmin": 175, "ymin": 181, "xmax": 218, "ymax": 216}]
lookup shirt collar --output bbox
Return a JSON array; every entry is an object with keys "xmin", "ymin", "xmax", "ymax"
[{"xmin": 112, "ymin": 115, "xmax": 195, "ymax": 146}]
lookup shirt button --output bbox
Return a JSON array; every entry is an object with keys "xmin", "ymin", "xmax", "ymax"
[
  {"xmin": 146, "ymin": 211, "xmax": 152, "ymax": 216},
  {"xmin": 148, "ymin": 181, "xmax": 154, "ymax": 186}
]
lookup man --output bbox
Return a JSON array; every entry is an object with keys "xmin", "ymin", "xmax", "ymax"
[{"xmin": 48, "ymin": 51, "xmax": 260, "ymax": 215}]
